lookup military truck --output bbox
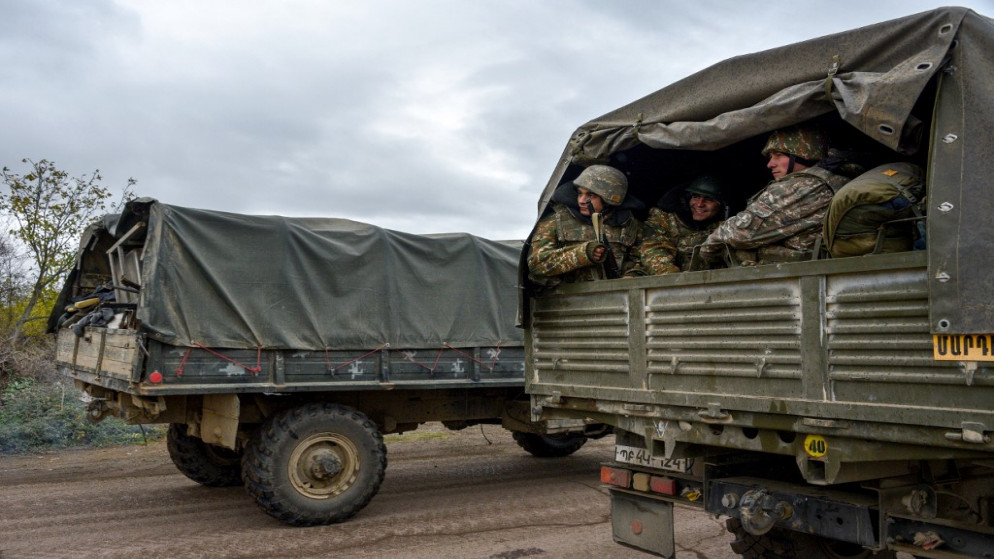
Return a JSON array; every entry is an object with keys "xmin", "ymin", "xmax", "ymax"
[
  {"xmin": 52, "ymin": 199, "xmax": 600, "ymax": 526},
  {"xmin": 523, "ymin": 7, "xmax": 994, "ymax": 558}
]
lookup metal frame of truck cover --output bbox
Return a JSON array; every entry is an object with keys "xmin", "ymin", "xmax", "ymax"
[{"xmin": 523, "ymin": 6, "xmax": 994, "ymax": 467}]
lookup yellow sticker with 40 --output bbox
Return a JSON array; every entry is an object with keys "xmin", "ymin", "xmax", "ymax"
[{"xmin": 804, "ymin": 434, "xmax": 828, "ymax": 458}]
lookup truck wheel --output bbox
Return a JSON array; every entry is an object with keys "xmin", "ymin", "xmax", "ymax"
[
  {"xmin": 166, "ymin": 423, "xmax": 243, "ymax": 487},
  {"xmin": 511, "ymin": 431, "xmax": 587, "ymax": 458},
  {"xmin": 726, "ymin": 517, "xmax": 896, "ymax": 559},
  {"xmin": 242, "ymin": 403, "xmax": 387, "ymax": 526}
]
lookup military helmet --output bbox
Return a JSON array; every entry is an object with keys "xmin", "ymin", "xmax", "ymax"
[
  {"xmin": 684, "ymin": 175, "xmax": 726, "ymax": 206},
  {"xmin": 573, "ymin": 165, "xmax": 628, "ymax": 206},
  {"xmin": 762, "ymin": 125, "xmax": 827, "ymax": 161}
]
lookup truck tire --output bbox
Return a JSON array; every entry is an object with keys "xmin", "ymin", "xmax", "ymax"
[
  {"xmin": 511, "ymin": 431, "xmax": 587, "ymax": 458},
  {"xmin": 242, "ymin": 402, "xmax": 387, "ymax": 526},
  {"xmin": 726, "ymin": 517, "xmax": 896, "ymax": 559},
  {"xmin": 166, "ymin": 423, "xmax": 243, "ymax": 487}
]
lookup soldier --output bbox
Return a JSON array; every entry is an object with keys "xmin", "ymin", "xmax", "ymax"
[
  {"xmin": 527, "ymin": 164, "xmax": 644, "ymax": 285},
  {"xmin": 699, "ymin": 125, "xmax": 851, "ymax": 265},
  {"xmin": 642, "ymin": 175, "xmax": 729, "ymax": 274}
]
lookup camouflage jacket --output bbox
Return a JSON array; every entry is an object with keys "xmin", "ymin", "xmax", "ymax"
[
  {"xmin": 641, "ymin": 208, "xmax": 722, "ymax": 274},
  {"xmin": 527, "ymin": 204, "xmax": 643, "ymax": 285},
  {"xmin": 700, "ymin": 167, "xmax": 849, "ymax": 264}
]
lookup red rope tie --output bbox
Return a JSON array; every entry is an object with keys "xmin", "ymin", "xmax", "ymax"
[
  {"xmin": 190, "ymin": 342, "xmax": 263, "ymax": 375},
  {"xmin": 443, "ymin": 343, "xmax": 495, "ymax": 371},
  {"xmin": 330, "ymin": 343, "xmax": 391, "ymax": 372},
  {"xmin": 397, "ymin": 349, "xmax": 437, "ymax": 371},
  {"xmin": 174, "ymin": 347, "xmax": 192, "ymax": 377},
  {"xmin": 430, "ymin": 347, "xmax": 444, "ymax": 371},
  {"xmin": 487, "ymin": 341, "xmax": 503, "ymax": 368}
]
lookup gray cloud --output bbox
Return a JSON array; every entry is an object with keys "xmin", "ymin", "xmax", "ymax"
[{"xmin": 3, "ymin": 0, "xmax": 992, "ymax": 240}]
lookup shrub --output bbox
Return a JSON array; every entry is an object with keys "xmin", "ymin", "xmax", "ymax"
[
  {"xmin": 0, "ymin": 335, "xmax": 59, "ymax": 389},
  {"xmin": 0, "ymin": 377, "xmax": 164, "ymax": 454}
]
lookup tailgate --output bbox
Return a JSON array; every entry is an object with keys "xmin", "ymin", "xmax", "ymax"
[{"xmin": 56, "ymin": 327, "xmax": 144, "ymax": 388}]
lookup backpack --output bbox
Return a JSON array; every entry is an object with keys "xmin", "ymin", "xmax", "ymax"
[{"xmin": 822, "ymin": 162, "xmax": 925, "ymax": 258}]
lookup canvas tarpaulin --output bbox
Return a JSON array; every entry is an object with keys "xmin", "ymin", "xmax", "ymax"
[
  {"xmin": 531, "ymin": 6, "xmax": 994, "ymax": 335},
  {"xmin": 65, "ymin": 200, "xmax": 523, "ymax": 351}
]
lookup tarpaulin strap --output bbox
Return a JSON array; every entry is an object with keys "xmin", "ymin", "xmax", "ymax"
[
  {"xmin": 443, "ymin": 343, "xmax": 496, "ymax": 371},
  {"xmin": 327, "ymin": 343, "xmax": 391, "ymax": 372},
  {"xmin": 399, "ymin": 346, "xmax": 463, "ymax": 373},
  {"xmin": 174, "ymin": 348, "xmax": 192, "ymax": 377},
  {"xmin": 191, "ymin": 342, "xmax": 263, "ymax": 375},
  {"xmin": 471, "ymin": 341, "xmax": 504, "ymax": 368},
  {"xmin": 824, "ymin": 54, "xmax": 841, "ymax": 100},
  {"xmin": 395, "ymin": 349, "xmax": 439, "ymax": 372},
  {"xmin": 490, "ymin": 341, "xmax": 503, "ymax": 367}
]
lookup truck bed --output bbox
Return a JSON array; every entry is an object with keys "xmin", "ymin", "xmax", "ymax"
[
  {"xmin": 59, "ymin": 327, "xmax": 524, "ymax": 396},
  {"xmin": 527, "ymin": 251, "xmax": 994, "ymax": 483}
]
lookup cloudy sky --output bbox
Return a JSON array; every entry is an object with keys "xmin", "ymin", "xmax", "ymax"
[{"xmin": 3, "ymin": 0, "xmax": 992, "ymax": 240}]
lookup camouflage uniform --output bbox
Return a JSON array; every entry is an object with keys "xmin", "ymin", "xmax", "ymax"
[
  {"xmin": 527, "ymin": 204, "xmax": 643, "ymax": 284},
  {"xmin": 641, "ymin": 208, "xmax": 722, "ymax": 274},
  {"xmin": 699, "ymin": 166, "xmax": 849, "ymax": 264}
]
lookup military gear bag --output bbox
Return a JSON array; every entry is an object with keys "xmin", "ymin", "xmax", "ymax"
[{"xmin": 822, "ymin": 162, "xmax": 925, "ymax": 258}]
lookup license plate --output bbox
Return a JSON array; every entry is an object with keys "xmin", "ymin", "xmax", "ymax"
[
  {"xmin": 933, "ymin": 334, "xmax": 994, "ymax": 361},
  {"xmin": 615, "ymin": 444, "xmax": 694, "ymax": 473}
]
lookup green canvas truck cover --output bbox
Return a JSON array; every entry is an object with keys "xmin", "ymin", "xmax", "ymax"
[
  {"xmin": 529, "ymin": 6, "xmax": 994, "ymax": 335},
  {"xmin": 55, "ymin": 199, "xmax": 523, "ymax": 351}
]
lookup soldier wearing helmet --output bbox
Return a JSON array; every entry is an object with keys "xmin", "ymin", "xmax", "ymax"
[
  {"xmin": 699, "ymin": 125, "xmax": 851, "ymax": 265},
  {"xmin": 527, "ymin": 164, "xmax": 645, "ymax": 284},
  {"xmin": 642, "ymin": 175, "xmax": 729, "ymax": 274},
  {"xmin": 763, "ymin": 126, "xmax": 827, "ymax": 179}
]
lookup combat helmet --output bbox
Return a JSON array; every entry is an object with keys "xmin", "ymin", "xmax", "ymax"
[
  {"xmin": 573, "ymin": 165, "xmax": 628, "ymax": 206},
  {"xmin": 762, "ymin": 125, "xmax": 827, "ymax": 161},
  {"xmin": 684, "ymin": 175, "xmax": 727, "ymax": 206}
]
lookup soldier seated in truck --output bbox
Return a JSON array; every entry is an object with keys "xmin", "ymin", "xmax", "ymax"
[
  {"xmin": 698, "ymin": 125, "xmax": 853, "ymax": 266},
  {"xmin": 641, "ymin": 175, "xmax": 730, "ymax": 274},
  {"xmin": 527, "ymin": 164, "xmax": 645, "ymax": 285}
]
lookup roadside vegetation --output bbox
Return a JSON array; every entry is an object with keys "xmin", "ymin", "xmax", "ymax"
[{"xmin": 0, "ymin": 158, "xmax": 159, "ymax": 454}]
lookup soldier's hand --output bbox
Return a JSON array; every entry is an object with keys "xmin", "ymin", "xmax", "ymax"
[{"xmin": 586, "ymin": 242, "xmax": 608, "ymax": 263}]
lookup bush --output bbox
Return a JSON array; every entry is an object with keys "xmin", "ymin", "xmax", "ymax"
[
  {"xmin": 0, "ymin": 333, "xmax": 164, "ymax": 454},
  {"xmin": 0, "ymin": 335, "xmax": 59, "ymax": 389},
  {"xmin": 0, "ymin": 377, "xmax": 164, "ymax": 454}
]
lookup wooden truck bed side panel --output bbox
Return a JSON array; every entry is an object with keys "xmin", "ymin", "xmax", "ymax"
[{"xmin": 56, "ymin": 328, "xmax": 143, "ymax": 382}]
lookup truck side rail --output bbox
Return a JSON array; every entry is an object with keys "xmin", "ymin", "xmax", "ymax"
[
  {"xmin": 528, "ymin": 251, "xmax": 994, "ymax": 482},
  {"xmin": 59, "ymin": 328, "xmax": 525, "ymax": 396}
]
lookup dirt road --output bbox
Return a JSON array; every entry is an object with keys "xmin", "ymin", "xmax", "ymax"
[{"xmin": 0, "ymin": 424, "xmax": 738, "ymax": 558}]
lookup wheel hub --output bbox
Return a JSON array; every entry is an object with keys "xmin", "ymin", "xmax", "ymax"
[
  {"xmin": 308, "ymin": 451, "xmax": 344, "ymax": 479},
  {"xmin": 288, "ymin": 433, "xmax": 361, "ymax": 499}
]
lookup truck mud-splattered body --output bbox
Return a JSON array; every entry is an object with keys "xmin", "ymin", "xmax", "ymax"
[
  {"xmin": 523, "ymin": 7, "xmax": 994, "ymax": 558},
  {"xmin": 53, "ymin": 200, "xmax": 599, "ymax": 525}
]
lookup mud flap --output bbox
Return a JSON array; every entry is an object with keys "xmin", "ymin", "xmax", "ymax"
[
  {"xmin": 610, "ymin": 490, "xmax": 675, "ymax": 558},
  {"xmin": 201, "ymin": 393, "xmax": 240, "ymax": 450}
]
